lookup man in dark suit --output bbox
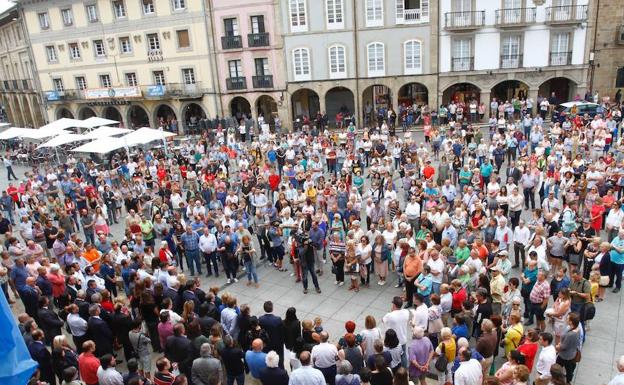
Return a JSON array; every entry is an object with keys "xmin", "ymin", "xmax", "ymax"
[
  {"xmin": 258, "ymin": 301, "xmax": 286, "ymax": 368},
  {"xmin": 164, "ymin": 281, "xmax": 183, "ymax": 314},
  {"xmin": 37, "ymin": 296, "xmax": 64, "ymax": 345},
  {"xmin": 111, "ymin": 302, "xmax": 134, "ymax": 362},
  {"xmin": 197, "ymin": 302, "xmax": 217, "ymax": 337},
  {"xmin": 87, "ymin": 304, "xmax": 113, "ymax": 357},
  {"xmin": 182, "ymin": 281, "xmax": 200, "ymax": 312},
  {"xmin": 28, "ymin": 329, "xmax": 55, "ymax": 385},
  {"xmin": 20, "ymin": 277, "xmax": 41, "ymax": 321},
  {"xmin": 165, "ymin": 323, "xmax": 194, "ymax": 379},
  {"xmin": 75, "ymin": 291, "xmax": 91, "ymax": 321},
  {"xmin": 506, "ymin": 161, "xmax": 522, "ymax": 184}
]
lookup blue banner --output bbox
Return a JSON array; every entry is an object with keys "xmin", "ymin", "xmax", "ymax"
[
  {"xmin": 0, "ymin": 289, "xmax": 37, "ymax": 384},
  {"xmin": 45, "ymin": 91, "xmax": 60, "ymax": 101},
  {"xmin": 147, "ymin": 85, "xmax": 166, "ymax": 97}
]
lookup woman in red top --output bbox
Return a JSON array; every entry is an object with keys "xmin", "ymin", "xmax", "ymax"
[
  {"xmin": 517, "ymin": 329, "xmax": 540, "ymax": 371},
  {"xmin": 450, "ymin": 279, "xmax": 467, "ymax": 314},
  {"xmin": 159, "ymin": 241, "xmax": 174, "ymax": 264},
  {"xmin": 590, "ymin": 197, "xmax": 606, "ymax": 234}
]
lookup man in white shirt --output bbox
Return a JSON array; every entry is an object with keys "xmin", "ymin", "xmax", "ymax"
[
  {"xmin": 494, "ymin": 218, "xmax": 513, "ymax": 252},
  {"xmin": 310, "ymin": 332, "xmax": 338, "ymax": 384},
  {"xmin": 199, "ymin": 227, "xmax": 218, "ymax": 277},
  {"xmin": 410, "ymin": 294, "xmax": 429, "ymax": 330},
  {"xmin": 608, "ymin": 355, "xmax": 624, "ymax": 385},
  {"xmin": 513, "ymin": 220, "xmax": 531, "ymax": 268},
  {"xmin": 382, "ymin": 296, "xmax": 411, "ymax": 367},
  {"xmin": 454, "ymin": 348, "xmax": 483, "ymax": 385},
  {"xmin": 289, "ymin": 351, "xmax": 325, "ymax": 385},
  {"xmin": 535, "ymin": 332, "xmax": 557, "ymax": 385}
]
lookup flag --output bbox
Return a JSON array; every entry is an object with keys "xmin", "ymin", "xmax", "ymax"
[{"xmin": 0, "ymin": 291, "xmax": 38, "ymax": 384}]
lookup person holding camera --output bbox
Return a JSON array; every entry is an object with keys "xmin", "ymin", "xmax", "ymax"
[
  {"xmin": 296, "ymin": 234, "xmax": 321, "ymax": 294},
  {"xmin": 238, "ymin": 234, "xmax": 259, "ymax": 288}
]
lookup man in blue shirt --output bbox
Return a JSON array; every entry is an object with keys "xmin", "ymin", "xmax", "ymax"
[
  {"xmin": 610, "ymin": 229, "xmax": 624, "ymax": 293},
  {"xmin": 181, "ymin": 225, "xmax": 201, "ymax": 276},
  {"xmin": 10, "ymin": 257, "xmax": 29, "ymax": 292},
  {"xmin": 245, "ymin": 338, "xmax": 267, "ymax": 381},
  {"xmin": 480, "ymin": 159, "xmax": 494, "ymax": 185}
]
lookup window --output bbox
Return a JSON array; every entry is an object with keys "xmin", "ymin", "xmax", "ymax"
[
  {"xmin": 75, "ymin": 76, "xmax": 87, "ymax": 90},
  {"xmin": 366, "ymin": 0, "xmax": 383, "ymax": 27},
  {"xmin": 328, "ymin": 45, "xmax": 346, "ymax": 78},
  {"xmin": 172, "ymin": 0, "xmax": 186, "ymax": 10},
  {"xmin": 292, "ymin": 48, "xmax": 310, "ymax": 81},
  {"xmin": 61, "ymin": 8, "xmax": 73, "ymax": 26},
  {"xmin": 69, "ymin": 43, "xmax": 81, "ymax": 60},
  {"xmin": 182, "ymin": 68, "xmax": 195, "ymax": 84},
  {"xmin": 367, "ymin": 42, "xmax": 385, "ymax": 76},
  {"xmin": 38, "ymin": 12, "xmax": 50, "ymax": 29},
  {"xmin": 147, "ymin": 33, "xmax": 161, "ymax": 51},
  {"xmin": 501, "ymin": 35, "xmax": 521, "ymax": 68},
  {"xmin": 396, "ymin": 0, "xmax": 430, "ymax": 24},
  {"xmin": 45, "ymin": 45, "xmax": 58, "ymax": 62},
  {"xmin": 53, "ymin": 78, "xmax": 64, "ymax": 92},
  {"xmin": 86, "ymin": 4, "xmax": 99, "ymax": 22},
  {"xmin": 289, "ymin": 0, "xmax": 307, "ymax": 32},
  {"xmin": 125, "ymin": 72, "xmax": 138, "ymax": 86},
  {"xmin": 251, "ymin": 15, "xmax": 266, "ymax": 34},
  {"xmin": 93, "ymin": 40, "xmax": 106, "ymax": 57},
  {"xmin": 452, "ymin": 0, "xmax": 471, "ymax": 12},
  {"xmin": 255, "ymin": 58, "xmax": 269, "ymax": 76},
  {"xmin": 153, "ymin": 70, "xmax": 166, "ymax": 85},
  {"xmin": 404, "ymin": 40, "xmax": 422, "ymax": 75},
  {"xmin": 112, "ymin": 1, "xmax": 126, "ymax": 18},
  {"xmin": 616, "ymin": 68, "xmax": 624, "ymax": 88},
  {"xmin": 452, "ymin": 38, "xmax": 472, "ymax": 71},
  {"xmin": 228, "ymin": 60, "xmax": 243, "ymax": 78},
  {"xmin": 551, "ymin": 32, "xmax": 570, "ymax": 65},
  {"xmin": 119, "ymin": 37, "xmax": 132, "ymax": 54},
  {"xmin": 100, "ymin": 74, "xmax": 112, "ymax": 88},
  {"xmin": 143, "ymin": 0, "xmax": 155, "ymax": 14},
  {"xmin": 176, "ymin": 30, "xmax": 190, "ymax": 48},
  {"xmin": 326, "ymin": 0, "xmax": 344, "ymax": 29},
  {"xmin": 224, "ymin": 18, "xmax": 238, "ymax": 36}
]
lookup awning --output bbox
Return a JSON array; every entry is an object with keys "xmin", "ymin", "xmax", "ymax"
[
  {"xmin": 83, "ymin": 126, "xmax": 132, "ymax": 139},
  {"xmin": 82, "ymin": 116, "xmax": 120, "ymax": 129},
  {"xmin": 39, "ymin": 117, "xmax": 90, "ymax": 131},
  {"xmin": 0, "ymin": 127, "xmax": 31, "ymax": 140},
  {"xmin": 19, "ymin": 127, "xmax": 68, "ymax": 139},
  {"xmin": 71, "ymin": 136, "xmax": 126, "ymax": 154},
  {"xmin": 121, "ymin": 127, "xmax": 176, "ymax": 146},
  {"xmin": 37, "ymin": 133, "xmax": 89, "ymax": 148}
]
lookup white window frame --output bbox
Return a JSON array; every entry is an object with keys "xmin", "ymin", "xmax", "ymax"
[
  {"xmin": 328, "ymin": 44, "xmax": 347, "ymax": 79},
  {"xmin": 61, "ymin": 8, "xmax": 73, "ymax": 26},
  {"xmin": 46, "ymin": 45, "xmax": 58, "ymax": 63},
  {"xmin": 112, "ymin": 0, "xmax": 127, "ymax": 19},
  {"xmin": 125, "ymin": 72, "xmax": 138, "ymax": 86},
  {"xmin": 182, "ymin": 68, "xmax": 196, "ymax": 85},
  {"xmin": 99, "ymin": 74, "xmax": 112, "ymax": 88},
  {"xmin": 396, "ymin": 0, "xmax": 430, "ymax": 24},
  {"xmin": 153, "ymin": 70, "xmax": 166, "ymax": 85},
  {"xmin": 119, "ymin": 37, "xmax": 132, "ymax": 54},
  {"xmin": 228, "ymin": 60, "xmax": 243, "ymax": 78},
  {"xmin": 75, "ymin": 76, "xmax": 87, "ymax": 90},
  {"xmin": 147, "ymin": 33, "xmax": 161, "ymax": 51},
  {"xmin": 38, "ymin": 12, "xmax": 50, "ymax": 30},
  {"xmin": 289, "ymin": 0, "xmax": 308, "ymax": 33},
  {"xmin": 326, "ymin": 0, "xmax": 344, "ymax": 30},
  {"xmin": 53, "ymin": 78, "xmax": 64, "ymax": 92},
  {"xmin": 93, "ymin": 40, "xmax": 106, "ymax": 57},
  {"xmin": 292, "ymin": 47, "xmax": 311, "ymax": 81},
  {"xmin": 366, "ymin": 0, "xmax": 383, "ymax": 27},
  {"xmin": 367, "ymin": 42, "xmax": 385, "ymax": 77},
  {"xmin": 172, "ymin": 0, "xmax": 186, "ymax": 11},
  {"xmin": 142, "ymin": 0, "xmax": 155, "ymax": 15},
  {"xmin": 85, "ymin": 4, "xmax": 99, "ymax": 22},
  {"xmin": 403, "ymin": 39, "xmax": 422, "ymax": 75},
  {"xmin": 69, "ymin": 43, "xmax": 81, "ymax": 60}
]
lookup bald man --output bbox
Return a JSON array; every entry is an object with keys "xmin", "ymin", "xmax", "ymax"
[
  {"xmin": 245, "ymin": 338, "xmax": 267, "ymax": 384},
  {"xmin": 289, "ymin": 351, "xmax": 325, "ymax": 385},
  {"xmin": 21, "ymin": 276, "xmax": 41, "ymax": 320}
]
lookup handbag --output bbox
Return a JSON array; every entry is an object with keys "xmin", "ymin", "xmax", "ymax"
[
  {"xmin": 599, "ymin": 275, "xmax": 610, "ymax": 286},
  {"xmin": 435, "ymin": 343, "xmax": 448, "ymax": 372},
  {"xmin": 574, "ymin": 349, "xmax": 582, "ymax": 363}
]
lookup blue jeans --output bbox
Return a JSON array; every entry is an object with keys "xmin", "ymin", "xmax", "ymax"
[
  {"xmin": 227, "ymin": 374, "xmax": 244, "ymax": 385},
  {"xmin": 185, "ymin": 249, "xmax": 202, "ymax": 275},
  {"xmin": 244, "ymin": 260, "xmax": 258, "ymax": 283},
  {"xmin": 302, "ymin": 263, "xmax": 320, "ymax": 290}
]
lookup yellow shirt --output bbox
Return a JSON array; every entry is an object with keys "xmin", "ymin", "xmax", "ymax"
[
  {"xmin": 490, "ymin": 274, "xmax": 506, "ymax": 304},
  {"xmin": 504, "ymin": 323, "xmax": 524, "ymax": 356},
  {"xmin": 590, "ymin": 282, "xmax": 598, "ymax": 303},
  {"xmin": 438, "ymin": 339, "xmax": 456, "ymax": 363}
]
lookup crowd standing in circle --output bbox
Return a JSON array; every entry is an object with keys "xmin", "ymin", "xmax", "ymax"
[{"xmin": 2, "ymin": 91, "xmax": 624, "ymax": 385}]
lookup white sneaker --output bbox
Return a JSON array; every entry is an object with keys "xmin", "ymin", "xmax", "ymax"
[
  {"xmin": 323, "ymin": 259, "xmax": 327, "ymax": 264},
  {"xmin": 380, "ymin": 280, "xmax": 386, "ymax": 286},
  {"xmin": 334, "ymin": 281, "xmax": 339, "ymax": 285},
  {"xmin": 242, "ymin": 266, "xmax": 246, "ymax": 271},
  {"xmin": 227, "ymin": 279, "xmax": 232, "ymax": 284},
  {"xmin": 338, "ymin": 281, "xmax": 344, "ymax": 286},
  {"xmin": 234, "ymin": 278, "xmax": 239, "ymax": 283}
]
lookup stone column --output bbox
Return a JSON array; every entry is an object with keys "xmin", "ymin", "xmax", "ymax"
[
  {"xmin": 480, "ymin": 91, "xmax": 491, "ymax": 120},
  {"xmin": 318, "ymin": 88, "xmax": 327, "ymax": 115},
  {"xmin": 528, "ymin": 88, "xmax": 539, "ymax": 116}
]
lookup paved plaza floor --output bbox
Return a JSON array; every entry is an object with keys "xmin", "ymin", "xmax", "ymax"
[{"xmin": 3, "ymin": 128, "xmax": 622, "ymax": 384}]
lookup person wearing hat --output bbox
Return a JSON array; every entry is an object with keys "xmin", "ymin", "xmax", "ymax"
[{"xmin": 489, "ymin": 265, "xmax": 506, "ymax": 315}]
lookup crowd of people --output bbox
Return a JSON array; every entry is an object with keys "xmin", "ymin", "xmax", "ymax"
[{"xmin": 2, "ymin": 91, "xmax": 624, "ymax": 385}]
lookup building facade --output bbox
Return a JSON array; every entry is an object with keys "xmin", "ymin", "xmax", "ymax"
[
  {"xmin": 210, "ymin": 0, "xmax": 289, "ymax": 128},
  {"xmin": 279, "ymin": 0, "xmax": 439, "ymax": 125},
  {"xmin": 0, "ymin": 3, "xmax": 45, "ymax": 127},
  {"xmin": 20, "ymin": 0, "xmax": 220, "ymax": 131},
  {"xmin": 439, "ymin": 0, "xmax": 590, "ymax": 115},
  {"xmin": 587, "ymin": 0, "xmax": 624, "ymax": 100}
]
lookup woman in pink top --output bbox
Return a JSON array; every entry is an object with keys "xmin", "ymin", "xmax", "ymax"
[{"xmin": 158, "ymin": 311, "xmax": 174, "ymax": 349}]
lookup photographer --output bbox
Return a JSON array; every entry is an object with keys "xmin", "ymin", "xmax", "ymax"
[
  {"xmin": 238, "ymin": 235, "xmax": 259, "ymax": 288},
  {"xmin": 295, "ymin": 233, "xmax": 321, "ymax": 294}
]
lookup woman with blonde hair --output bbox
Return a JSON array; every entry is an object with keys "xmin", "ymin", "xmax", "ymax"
[
  {"xmin": 52, "ymin": 334, "xmax": 78, "ymax": 377},
  {"xmin": 545, "ymin": 288, "xmax": 571, "ymax": 345},
  {"xmin": 434, "ymin": 327, "xmax": 456, "ymax": 385},
  {"xmin": 502, "ymin": 313, "xmax": 523, "ymax": 356},
  {"xmin": 181, "ymin": 300, "xmax": 197, "ymax": 324}
]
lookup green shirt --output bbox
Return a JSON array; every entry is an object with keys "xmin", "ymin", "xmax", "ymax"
[
  {"xmin": 455, "ymin": 247, "xmax": 470, "ymax": 264},
  {"xmin": 140, "ymin": 220, "xmax": 154, "ymax": 240}
]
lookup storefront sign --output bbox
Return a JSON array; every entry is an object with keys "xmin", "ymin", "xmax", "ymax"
[
  {"xmin": 146, "ymin": 85, "xmax": 166, "ymax": 97},
  {"xmin": 84, "ymin": 87, "xmax": 142, "ymax": 99}
]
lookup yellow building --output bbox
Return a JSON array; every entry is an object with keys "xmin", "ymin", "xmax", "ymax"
[
  {"xmin": 19, "ymin": 0, "xmax": 220, "ymax": 132},
  {"xmin": 0, "ymin": 3, "xmax": 45, "ymax": 128}
]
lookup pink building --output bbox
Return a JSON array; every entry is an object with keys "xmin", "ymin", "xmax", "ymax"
[{"xmin": 210, "ymin": 0, "xmax": 287, "ymax": 127}]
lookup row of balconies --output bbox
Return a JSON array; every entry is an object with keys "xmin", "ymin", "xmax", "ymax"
[
  {"xmin": 221, "ymin": 33, "xmax": 270, "ymax": 50},
  {"xmin": 444, "ymin": 5, "xmax": 588, "ymax": 31},
  {"xmin": 226, "ymin": 75, "xmax": 273, "ymax": 91},
  {"xmin": 44, "ymin": 82, "xmax": 207, "ymax": 102},
  {"xmin": 451, "ymin": 52, "xmax": 572, "ymax": 72}
]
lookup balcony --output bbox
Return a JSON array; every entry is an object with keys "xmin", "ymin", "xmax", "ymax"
[
  {"xmin": 226, "ymin": 77, "xmax": 247, "ymax": 91},
  {"xmin": 248, "ymin": 33, "xmax": 270, "ymax": 48},
  {"xmin": 500, "ymin": 54, "xmax": 523, "ymax": 69},
  {"xmin": 165, "ymin": 82, "xmax": 204, "ymax": 98},
  {"xmin": 550, "ymin": 51, "xmax": 572, "ymax": 66},
  {"xmin": 221, "ymin": 35, "xmax": 242, "ymax": 50},
  {"xmin": 444, "ymin": 11, "xmax": 485, "ymax": 30},
  {"xmin": 495, "ymin": 8, "xmax": 536, "ymax": 27},
  {"xmin": 44, "ymin": 89, "xmax": 78, "ymax": 102},
  {"xmin": 451, "ymin": 57, "xmax": 474, "ymax": 72},
  {"xmin": 252, "ymin": 75, "xmax": 273, "ymax": 89},
  {"xmin": 397, "ymin": 7, "xmax": 429, "ymax": 24},
  {"xmin": 545, "ymin": 5, "xmax": 588, "ymax": 24}
]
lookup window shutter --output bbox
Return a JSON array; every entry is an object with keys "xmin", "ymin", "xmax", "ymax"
[{"xmin": 396, "ymin": 0, "xmax": 404, "ymax": 23}]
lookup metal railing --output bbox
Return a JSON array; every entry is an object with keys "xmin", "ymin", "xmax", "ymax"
[
  {"xmin": 166, "ymin": 82, "xmax": 204, "ymax": 97},
  {"xmin": 226, "ymin": 77, "xmax": 247, "ymax": 90},
  {"xmin": 550, "ymin": 51, "xmax": 572, "ymax": 66},
  {"xmin": 452, "ymin": 57, "xmax": 474, "ymax": 71},
  {"xmin": 444, "ymin": 11, "xmax": 485, "ymax": 29},
  {"xmin": 221, "ymin": 35, "xmax": 242, "ymax": 50},
  {"xmin": 252, "ymin": 75, "xmax": 273, "ymax": 89},
  {"xmin": 500, "ymin": 54, "xmax": 523, "ymax": 69},
  {"xmin": 248, "ymin": 33, "xmax": 270, "ymax": 47},
  {"xmin": 545, "ymin": 5, "xmax": 588, "ymax": 23},
  {"xmin": 495, "ymin": 8, "xmax": 536, "ymax": 26}
]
